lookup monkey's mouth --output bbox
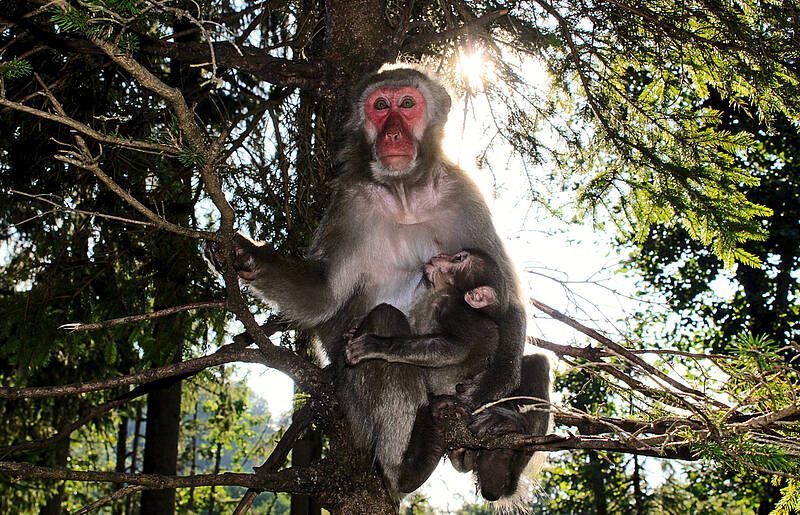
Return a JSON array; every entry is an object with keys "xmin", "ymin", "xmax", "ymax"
[
  {"xmin": 423, "ymin": 263, "xmax": 440, "ymax": 287},
  {"xmin": 379, "ymin": 154, "xmax": 415, "ymax": 170}
]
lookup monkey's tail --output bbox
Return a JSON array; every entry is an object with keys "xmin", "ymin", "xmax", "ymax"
[{"xmin": 487, "ymin": 478, "xmax": 531, "ymax": 515}]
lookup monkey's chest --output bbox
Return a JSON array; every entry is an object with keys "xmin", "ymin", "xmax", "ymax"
[
  {"xmin": 353, "ymin": 189, "xmax": 469, "ymax": 313},
  {"xmin": 358, "ymin": 221, "xmax": 442, "ymax": 312}
]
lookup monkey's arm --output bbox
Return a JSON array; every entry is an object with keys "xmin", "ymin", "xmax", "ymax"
[
  {"xmin": 205, "ymin": 233, "xmax": 341, "ymax": 326},
  {"xmin": 345, "ymin": 332, "xmax": 471, "ymax": 366},
  {"xmin": 475, "ymin": 303, "xmax": 526, "ymax": 402}
]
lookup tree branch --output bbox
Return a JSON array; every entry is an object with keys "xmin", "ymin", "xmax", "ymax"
[
  {"xmin": 530, "ymin": 297, "xmax": 730, "ymax": 409},
  {"xmin": 71, "ymin": 485, "xmax": 146, "ymax": 515},
  {"xmin": 234, "ymin": 405, "xmax": 315, "ymax": 514},
  {"xmin": 0, "ymin": 339, "xmax": 273, "ymax": 400},
  {"xmin": 59, "ymin": 301, "xmax": 225, "ymax": 332},
  {"xmin": 402, "ymin": 8, "xmax": 509, "ymax": 52},
  {"xmin": 140, "ymin": 39, "xmax": 324, "ymax": 90},
  {"xmin": 0, "ymin": 97, "xmax": 179, "ymax": 155}
]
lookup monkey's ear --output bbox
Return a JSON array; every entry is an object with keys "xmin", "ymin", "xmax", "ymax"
[{"xmin": 464, "ymin": 286, "xmax": 497, "ymax": 309}]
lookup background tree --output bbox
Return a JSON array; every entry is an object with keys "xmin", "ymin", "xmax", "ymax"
[
  {"xmin": 621, "ymin": 91, "xmax": 800, "ymax": 512},
  {"xmin": 0, "ymin": 0, "xmax": 799, "ymax": 513}
]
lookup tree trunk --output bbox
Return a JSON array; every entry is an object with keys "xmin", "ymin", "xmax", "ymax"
[
  {"xmin": 632, "ymin": 455, "xmax": 644, "ymax": 515},
  {"xmin": 290, "ymin": 332, "xmax": 322, "ymax": 515},
  {"xmin": 139, "ymin": 379, "xmax": 182, "ymax": 514},
  {"xmin": 113, "ymin": 414, "xmax": 129, "ymax": 515},
  {"xmin": 588, "ymin": 451, "xmax": 608, "ymax": 515},
  {"xmin": 39, "ymin": 438, "xmax": 69, "ymax": 515},
  {"xmin": 207, "ymin": 442, "xmax": 223, "ymax": 514},
  {"xmin": 187, "ymin": 400, "xmax": 199, "ymax": 512},
  {"xmin": 290, "ymin": 428, "xmax": 322, "ymax": 515},
  {"xmin": 126, "ymin": 403, "xmax": 143, "ymax": 515}
]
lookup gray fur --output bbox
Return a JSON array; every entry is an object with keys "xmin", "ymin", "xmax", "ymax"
[{"xmin": 206, "ymin": 67, "xmax": 544, "ymax": 502}]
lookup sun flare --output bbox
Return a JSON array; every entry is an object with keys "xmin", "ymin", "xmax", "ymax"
[{"xmin": 456, "ymin": 47, "xmax": 496, "ymax": 92}]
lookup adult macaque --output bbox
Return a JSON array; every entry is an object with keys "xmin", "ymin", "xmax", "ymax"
[{"xmin": 205, "ymin": 66, "xmax": 546, "ymax": 501}]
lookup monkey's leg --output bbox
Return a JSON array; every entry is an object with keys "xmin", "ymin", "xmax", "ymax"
[
  {"xmin": 353, "ymin": 303, "xmax": 411, "ymax": 337},
  {"xmin": 396, "ymin": 395, "xmax": 471, "ymax": 492},
  {"xmin": 396, "ymin": 404, "xmax": 444, "ymax": 493},
  {"xmin": 475, "ymin": 304, "xmax": 526, "ymax": 406},
  {"xmin": 474, "ymin": 354, "xmax": 552, "ymax": 501},
  {"xmin": 339, "ymin": 303, "xmax": 428, "ymax": 499}
]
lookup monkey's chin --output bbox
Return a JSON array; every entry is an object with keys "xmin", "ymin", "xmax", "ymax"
[
  {"xmin": 380, "ymin": 155, "xmax": 414, "ymax": 170},
  {"xmin": 369, "ymin": 158, "xmax": 419, "ymax": 181}
]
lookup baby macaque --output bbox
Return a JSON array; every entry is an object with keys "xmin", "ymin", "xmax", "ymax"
[
  {"xmin": 345, "ymin": 248, "xmax": 501, "ymax": 401},
  {"xmin": 346, "ymin": 249, "xmax": 550, "ymax": 500},
  {"xmin": 345, "ymin": 249, "xmax": 503, "ymax": 492}
]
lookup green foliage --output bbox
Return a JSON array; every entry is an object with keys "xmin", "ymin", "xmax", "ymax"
[
  {"xmin": 622, "ymin": 94, "xmax": 800, "ymax": 511},
  {"xmin": 647, "ymin": 462, "xmax": 751, "ymax": 514},
  {"xmin": 402, "ymin": 492, "xmax": 436, "ymax": 514},
  {"xmin": 48, "ymin": 0, "xmax": 146, "ymax": 51},
  {"xmin": 773, "ymin": 479, "xmax": 800, "ymax": 515},
  {"xmin": 575, "ymin": 66, "xmax": 772, "ymax": 268},
  {"xmin": 505, "ymin": 0, "xmax": 800, "ymax": 265},
  {"xmin": 0, "ymin": 57, "xmax": 33, "ymax": 78}
]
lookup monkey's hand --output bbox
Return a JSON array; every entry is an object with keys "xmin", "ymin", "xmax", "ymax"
[
  {"xmin": 203, "ymin": 233, "xmax": 264, "ymax": 281},
  {"xmin": 431, "ymin": 396, "xmax": 474, "ymax": 473},
  {"xmin": 341, "ymin": 317, "xmax": 365, "ymax": 341},
  {"xmin": 430, "ymin": 395, "xmax": 470, "ymax": 421},
  {"xmin": 344, "ymin": 334, "xmax": 383, "ymax": 365}
]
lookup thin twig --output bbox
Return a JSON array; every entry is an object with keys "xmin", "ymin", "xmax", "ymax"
[
  {"xmin": 0, "ymin": 97, "xmax": 179, "ymax": 155},
  {"xmin": 59, "ymin": 301, "xmax": 225, "ymax": 331},
  {"xmin": 10, "ymin": 189, "xmax": 153, "ymax": 227},
  {"xmin": 530, "ymin": 297, "xmax": 730, "ymax": 410},
  {"xmin": 70, "ymin": 485, "xmax": 146, "ymax": 515}
]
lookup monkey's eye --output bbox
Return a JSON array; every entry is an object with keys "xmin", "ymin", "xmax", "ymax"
[
  {"xmin": 400, "ymin": 97, "xmax": 416, "ymax": 108},
  {"xmin": 374, "ymin": 98, "xmax": 390, "ymax": 110},
  {"xmin": 453, "ymin": 252, "xmax": 467, "ymax": 263}
]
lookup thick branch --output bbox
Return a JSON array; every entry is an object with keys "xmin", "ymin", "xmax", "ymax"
[
  {"xmin": 0, "ymin": 341, "xmax": 269, "ymax": 399},
  {"xmin": 0, "ymin": 461, "xmax": 247, "ymax": 487},
  {"xmin": 140, "ymin": 40, "xmax": 323, "ymax": 89},
  {"xmin": 514, "ymin": 433, "xmax": 697, "ymax": 460}
]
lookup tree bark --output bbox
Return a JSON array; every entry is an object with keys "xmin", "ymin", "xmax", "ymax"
[
  {"xmin": 139, "ymin": 380, "xmax": 182, "ymax": 514},
  {"xmin": 39, "ymin": 438, "xmax": 69, "ymax": 515},
  {"xmin": 113, "ymin": 415, "xmax": 129, "ymax": 515}
]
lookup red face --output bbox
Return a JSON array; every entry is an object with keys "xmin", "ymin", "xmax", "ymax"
[{"xmin": 365, "ymin": 87, "xmax": 427, "ymax": 171}]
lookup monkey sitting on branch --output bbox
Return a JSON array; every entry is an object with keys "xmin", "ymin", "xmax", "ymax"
[
  {"xmin": 345, "ymin": 249, "xmax": 551, "ymax": 502},
  {"xmin": 205, "ymin": 65, "xmax": 550, "ymax": 505}
]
